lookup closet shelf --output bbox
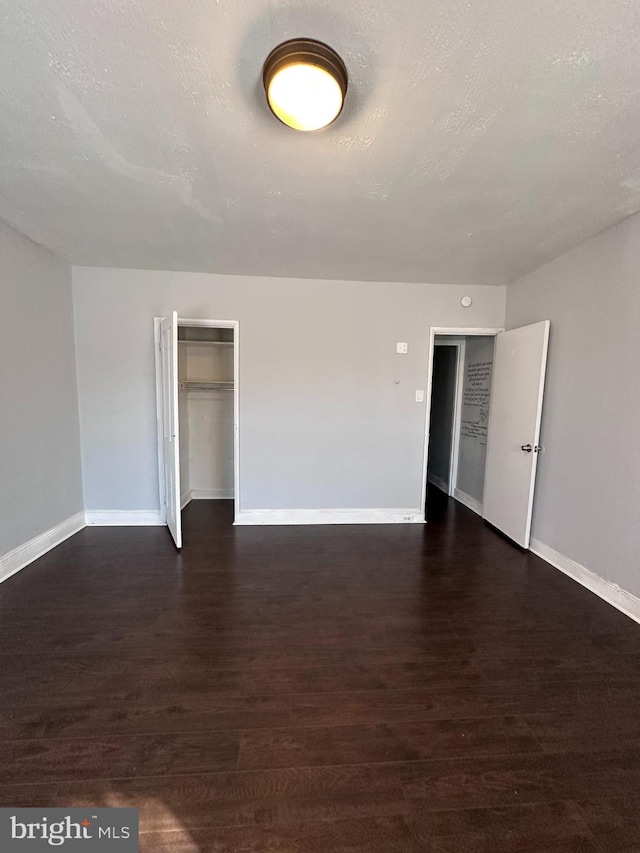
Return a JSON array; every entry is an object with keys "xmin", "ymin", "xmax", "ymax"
[
  {"xmin": 178, "ymin": 340, "xmax": 233, "ymax": 347},
  {"xmin": 180, "ymin": 381, "xmax": 234, "ymax": 391}
]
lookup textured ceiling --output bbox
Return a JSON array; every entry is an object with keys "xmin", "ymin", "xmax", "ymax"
[{"xmin": 1, "ymin": 0, "xmax": 640, "ymax": 284}]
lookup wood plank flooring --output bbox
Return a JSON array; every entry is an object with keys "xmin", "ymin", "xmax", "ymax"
[{"xmin": 2, "ymin": 490, "xmax": 640, "ymax": 851}]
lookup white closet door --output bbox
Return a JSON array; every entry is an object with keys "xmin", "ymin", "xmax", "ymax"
[
  {"xmin": 483, "ymin": 320, "xmax": 550, "ymax": 548},
  {"xmin": 160, "ymin": 311, "xmax": 182, "ymax": 548}
]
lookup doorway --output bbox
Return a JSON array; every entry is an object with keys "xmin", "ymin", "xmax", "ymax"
[
  {"xmin": 423, "ymin": 322, "xmax": 550, "ymax": 549},
  {"xmin": 155, "ymin": 315, "xmax": 240, "ymax": 548},
  {"xmin": 426, "ymin": 338, "xmax": 464, "ymax": 497},
  {"xmin": 423, "ymin": 328, "xmax": 501, "ymax": 521}
]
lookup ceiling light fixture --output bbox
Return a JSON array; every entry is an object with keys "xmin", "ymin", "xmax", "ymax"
[{"xmin": 263, "ymin": 38, "xmax": 348, "ymax": 132}]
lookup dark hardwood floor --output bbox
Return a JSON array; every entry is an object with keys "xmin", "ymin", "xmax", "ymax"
[{"xmin": 2, "ymin": 490, "xmax": 640, "ymax": 851}]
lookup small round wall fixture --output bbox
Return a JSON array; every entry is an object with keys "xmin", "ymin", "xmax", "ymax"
[
  {"xmin": 461, "ymin": 296, "xmax": 473, "ymax": 308},
  {"xmin": 263, "ymin": 38, "xmax": 348, "ymax": 131}
]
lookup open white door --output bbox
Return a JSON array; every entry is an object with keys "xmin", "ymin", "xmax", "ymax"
[
  {"xmin": 483, "ymin": 320, "xmax": 550, "ymax": 548},
  {"xmin": 160, "ymin": 311, "xmax": 182, "ymax": 548}
]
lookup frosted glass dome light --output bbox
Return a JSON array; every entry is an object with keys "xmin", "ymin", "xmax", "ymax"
[{"xmin": 263, "ymin": 39, "xmax": 348, "ymax": 132}]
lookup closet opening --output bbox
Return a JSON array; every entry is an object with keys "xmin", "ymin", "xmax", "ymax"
[
  {"xmin": 155, "ymin": 315, "xmax": 239, "ymax": 548},
  {"xmin": 178, "ymin": 323, "xmax": 235, "ymax": 508}
]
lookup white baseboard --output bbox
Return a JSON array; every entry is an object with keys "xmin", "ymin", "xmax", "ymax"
[
  {"xmin": 427, "ymin": 473, "xmax": 449, "ymax": 494},
  {"xmin": 191, "ymin": 489, "xmax": 234, "ymax": 500},
  {"xmin": 453, "ymin": 488, "xmax": 483, "ymax": 516},
  {"xmin": 530, "ymin": 538, "xmax": 640, "ymax": 626},
  {"xmin": 181, "ymin": 489, "xmax": 233, "ymax": 510},
  {"xmin": 85, "ymin": 510, "xmax": 165, "ymax": 526},
  {"xmin": 235, "ymin": 508, "xmax": 425, "ymax": 526},
  {"xmin": 0, "ymin": 512, "xmax": 86, "ymax": 585}
]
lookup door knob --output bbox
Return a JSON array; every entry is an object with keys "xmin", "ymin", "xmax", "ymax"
[{"xmin": 521, "ymin": 444, "xmax": 533, "ymax": 452}]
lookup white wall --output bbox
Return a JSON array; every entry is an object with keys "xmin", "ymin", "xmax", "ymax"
[
  {"xmin": 506, "ymin": 211, "xmax": 640, "ymax": 598},
  {"xmin": 456, "ymin": 336, "xmax": 494, "ymax": 504},
  {"xmin": 72, "ymin": 268, "xmax": 505, "ymax": 514},
  {"xmin": 0, "ymin": 220, "xmax": 83, "ymax": 562}
]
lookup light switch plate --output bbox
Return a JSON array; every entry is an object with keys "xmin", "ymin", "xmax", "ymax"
[
  {"xmin": 415, "ymin": 390, "xmax": 424, "ymax": 402},
  {"xmin": 396, "ymin": 342, "xmax": 408, "ymax": 354}
]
